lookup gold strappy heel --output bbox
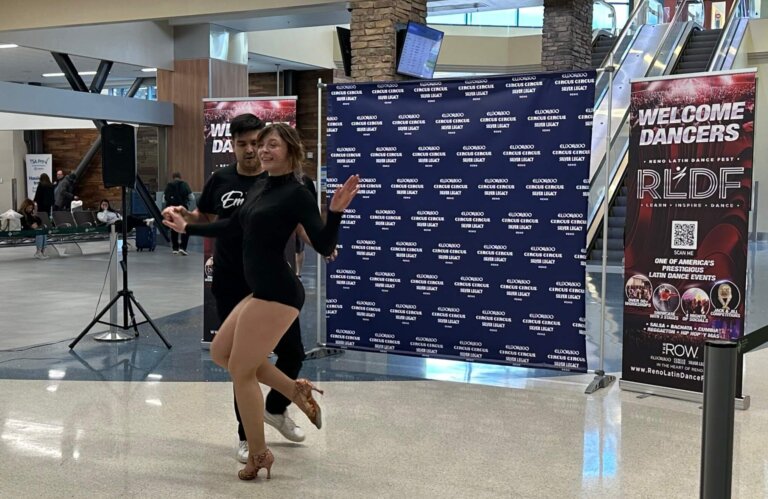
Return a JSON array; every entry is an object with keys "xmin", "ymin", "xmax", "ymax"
[
  {"xmin": 238, "ymin": 448, "xmax": 274, "ymax": 480},
  {"xmin": 293, "ymin": 379, "xmax": 324, "ymax": 429}
]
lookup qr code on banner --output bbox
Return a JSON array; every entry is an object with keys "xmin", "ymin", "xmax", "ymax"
[{"xmin": 671, "ymin": 221, "xmax": 698, "ymax": 250}]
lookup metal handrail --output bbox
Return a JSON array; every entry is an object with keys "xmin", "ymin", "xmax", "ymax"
[{"xmin": 709, "ymin": 0, "xmax": 749, "ymax": 71}]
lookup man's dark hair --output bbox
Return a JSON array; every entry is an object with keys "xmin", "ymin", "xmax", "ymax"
[
  {"xmin": 230, "ymin": 113, "xmax": 265, "ymax": 139},
  {"xmin": 172, "ymin": 172, "xmax": 182, "ymax": 179}
]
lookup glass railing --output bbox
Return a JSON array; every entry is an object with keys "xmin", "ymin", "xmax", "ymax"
[
  {"xmin": 592, "ymin": 0, "xmax": 664, "ymax": 110},
  {"xmin": 710, "ymin": 0, "xmax": 752, "ymax": 70},
  {"xmin": 593, "ymin": 0, "xmax": 617, "ymax": 35},
  {"xmin": 586, "ymin": 0, "xmax": 704, "ymax": 247}
]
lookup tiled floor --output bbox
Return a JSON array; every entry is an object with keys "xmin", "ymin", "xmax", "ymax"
[{"xmin": 1, "ymin": 239, "xmax": 768, "ymax": 497}]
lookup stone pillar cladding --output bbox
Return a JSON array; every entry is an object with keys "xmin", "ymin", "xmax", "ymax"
[
  {"xmin": 541, "ymin": 0, "xmax": 593, "ymax": 71},
  {"xmin": 349, "ymin": 0, "xmax": 427, "ymax": 82}
]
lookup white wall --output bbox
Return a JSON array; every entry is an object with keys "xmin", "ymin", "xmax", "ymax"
[
  {"xmin": 0, "ymin": 131, "xmax": 28, "ymax": 213},
  {"xmin": 249, "ymin": 26, "xmax": 337, "ymax": 69},
  {"xmin": 740, "ymin": 19, "xmax": 768, "ymax": 233},
  {"xmin": 0, "ymin": 21, "xmax": 174, "ymax": 70},
  {"xmin": 0, "ymin": 113, "xmax": 95, "ymax": 131}
]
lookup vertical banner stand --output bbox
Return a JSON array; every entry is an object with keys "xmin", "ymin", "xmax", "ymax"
[
  {"xmin": 586, "ymin": 61, "xmax": 617, "ymax": 394},
  {"xmin": 305, "ymin": 79, "xmax": 345, "ymax": 360}
]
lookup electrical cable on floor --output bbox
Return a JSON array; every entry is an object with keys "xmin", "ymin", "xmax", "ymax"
[
  {"xmin": 0, "ymin": 338, "xmax": 73, "ymax": 353},
  {"xmin": 93, "ymin": 235, "xmax": 119, "ymax": 319}
]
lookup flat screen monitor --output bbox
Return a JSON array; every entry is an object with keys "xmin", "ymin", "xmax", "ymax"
[
  {"xmin": 396, "ymin": 22, "xmax": 444, "ymax": 79},
  {"xmin": 336, "ymin": 27, "xmax": 352, "ymax": 77}
]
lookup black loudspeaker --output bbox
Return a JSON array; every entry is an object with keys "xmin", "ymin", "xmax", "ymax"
[{"xmin": 102, "ymin": 124, "xmax": 137, "ymax": 188}]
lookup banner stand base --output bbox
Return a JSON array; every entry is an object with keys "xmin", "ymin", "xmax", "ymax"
[
  {"xmin": 619, "ymin": 379, "xmax": 751, "ymax": 410},
  {"xmin": 305, "ymin": 345, "xmax": 345, "ymax": 361},
  {"xmin": 585, "ymin": 370, "xmax": 616, "ymax": 394}
]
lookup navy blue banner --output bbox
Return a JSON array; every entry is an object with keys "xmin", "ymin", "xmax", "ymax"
[{"xmin": 326, "ymin": 71, "xmax": 595, "ymax": 371}]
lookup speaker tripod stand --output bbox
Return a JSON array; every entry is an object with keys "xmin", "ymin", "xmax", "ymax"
[{"xmin": 69, "ymin": 186, "xmax": 171, "ymax": 350}]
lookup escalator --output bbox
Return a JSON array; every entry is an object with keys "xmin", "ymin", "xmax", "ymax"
[
  {"xmin": 592, "ymin": 33, "xmax": 617, "ymax": 68},
  {"xmin": 672, "ymin": 29, "xmax": 723, "ymax": 74},
  {"xmin": 584, "ymin": 0, "xmax": 751, "ymax": 268}
]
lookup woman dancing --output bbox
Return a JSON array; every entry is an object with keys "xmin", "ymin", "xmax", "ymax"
[{"xmin": 164, "ymin": 123, "xmax": 359, "ymax": 480}]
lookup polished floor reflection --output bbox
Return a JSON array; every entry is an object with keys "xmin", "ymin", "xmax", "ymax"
[{"xmin": 1, "ymin": 240, "xmax": 768, "ymax": 497}]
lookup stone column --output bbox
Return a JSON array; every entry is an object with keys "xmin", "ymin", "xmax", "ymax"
[
  {"xmin": 542, "ymin": 0, "xmax": 593, "ymax": 72},
  {"xmin": 349, "ymin": 0, "xmax": 427, "ymax": 82}
]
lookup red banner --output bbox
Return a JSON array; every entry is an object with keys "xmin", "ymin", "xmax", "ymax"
[
  {"xmin": 201, "ymin": 98, "xmax": 297, "ymax": 345},
  {"xmin": 622, "ymin": 71, "xmax": 755, "ymax": 392}
]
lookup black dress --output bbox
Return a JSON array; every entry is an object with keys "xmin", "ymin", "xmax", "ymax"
[{"xmin": 187, "ymin": 173, "xmax": 341, "ymax": 310}]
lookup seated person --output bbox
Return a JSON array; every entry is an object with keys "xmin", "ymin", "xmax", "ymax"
[
  {"xmin": 96, "ymin": 199, "xmax": 154, "ymax": 232},
  {"xmin": 19, "ymin": 198, "xmax": 49, "ymax": 260}
]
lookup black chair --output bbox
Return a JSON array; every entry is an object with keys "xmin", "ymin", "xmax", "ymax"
[
  {"xmin": 51, "ymin": 211, "xmax": 76, "ymax": 228},
  {"xmin": 73, "ymin": 210, "xmax": 97, "ymax": 227},
  {"xmin": 36, "ymin": 212, "xmax": 52, "ymax": 229}
]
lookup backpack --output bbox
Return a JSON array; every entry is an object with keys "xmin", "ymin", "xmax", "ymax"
[{"xmin": 165, "ymin": 181, "xmax": 188, "ymax": 208}]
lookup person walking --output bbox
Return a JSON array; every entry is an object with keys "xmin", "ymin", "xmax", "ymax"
[
  {"xmin": 163, "ymin": 114, "xmax": 310, "ymax": 464},
  {"xmin": 164, "ymin": 123, "xmax": 358, "ymax": 481},
  {"xmin": 54, "ymin": 172, "xmax": 78, "ymax": 211},
  {"xmin": 164, "ymin": 172, "xmax": 192, "ymax": 255}
]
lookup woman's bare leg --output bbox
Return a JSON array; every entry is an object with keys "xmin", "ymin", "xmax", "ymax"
[
  {"xmin": 228, "ymin": 298, "xmax": 298, "ymax": 470},
  {"xmin": 209, "ymin": 296, "xmax": 251, "ymax": 368}
]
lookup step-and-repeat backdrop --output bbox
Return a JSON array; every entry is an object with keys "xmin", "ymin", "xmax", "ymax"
[{"xmin": 326, "ymin": 71, "xmax": 595, "ymax": 370}]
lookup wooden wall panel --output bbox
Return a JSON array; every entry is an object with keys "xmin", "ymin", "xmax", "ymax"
[
  {"xmin": 161, "ymin": 59, "xmax": 209, "ymax": 191},
  {"xmin": 248, "ymin": 73, "xmax": 278, "ymax": 97},
  {"xmin": 247, "ymin": 69, "xmax": 334, "ymax": 182},
  {"xmin": 210, "ymin": 59, "xmax": 248, "ymax": 98},
  {"xmin": 41, "ymin": 129, "xmax": 120, "ymax": 210},
  {"xmin": 41, "ymin": 127, "xmax": 161, "ymax": 211}
]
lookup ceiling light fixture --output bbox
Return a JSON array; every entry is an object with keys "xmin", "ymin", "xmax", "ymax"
[
  {"xmin": 428, "ymin": 2, "xmax": 487, "ymax": 13},
  {"xmin": 141, "ymin": 67, "xmax": 157, "ymax": 73},
  {"xmin": 0, "ymin": 43, "xmax": 18, "ymax": 49},
  {"xmin": 42, "ymin": 71, "xmax": 98, "ymax": 78}
]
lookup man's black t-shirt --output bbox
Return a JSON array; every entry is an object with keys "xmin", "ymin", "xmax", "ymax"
[{"xmin": 197, "ymin": 164, "xmax": 267, "ymax": 285}]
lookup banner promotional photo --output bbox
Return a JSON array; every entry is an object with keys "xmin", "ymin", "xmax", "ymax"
[
  {"xmin": 25, "ymin": 154, "xmax": 52, "ymax": 200},
  {"xmin": 622, "ymin": 70, "xmax": 756, "ymax": 393},
  {"xmin": 201, "ymin": 97, "xmax": 297, "ymax": 345},
  {"xmin": 326, "ymin": 71, "xmax": 595, "ymax": 371}
]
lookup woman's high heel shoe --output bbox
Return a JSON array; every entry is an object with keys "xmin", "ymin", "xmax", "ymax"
[
  {"xmin": 293, "ymin": 378, "xmax": 324, "ymax": 429},
  {"xmin": 238, "ymin": 448, "xmax": 274, "ymax": 480}
]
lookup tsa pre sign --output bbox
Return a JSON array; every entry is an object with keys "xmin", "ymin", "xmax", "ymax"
[
  {"xmin": 622, "ymin": 71, "xmax": 755, "ymax": 392},
  {"xmin": 25, "ymin": 154, "xmax": 52, "ymax": 199}
]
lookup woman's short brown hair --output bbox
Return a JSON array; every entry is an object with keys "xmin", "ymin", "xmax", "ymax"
[{"xmin": 257, "ymin": 123, "xmax": 305, "ymax": 181}]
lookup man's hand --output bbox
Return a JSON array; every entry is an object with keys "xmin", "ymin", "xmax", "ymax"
[{"xmin": 162, "ymin": 209, "xmax": 189, "ymax": 234}]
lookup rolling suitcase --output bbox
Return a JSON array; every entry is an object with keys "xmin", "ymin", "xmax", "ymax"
[{"xmin": 135, "ymin": 225, "xmax": 157, "ymax": 251}]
